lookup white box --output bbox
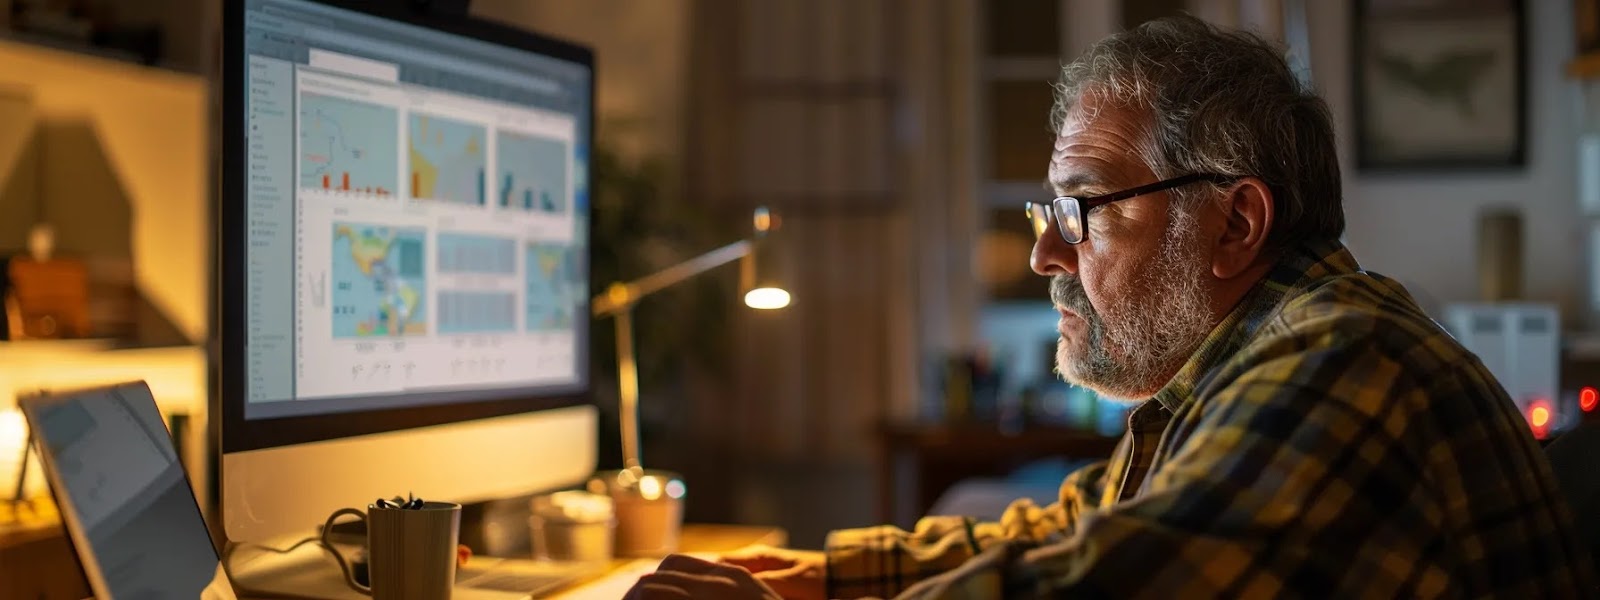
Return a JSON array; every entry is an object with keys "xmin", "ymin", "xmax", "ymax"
[{"xmin": 1443, "ymin": 303, "xmax": 1561, "ymax": 435}]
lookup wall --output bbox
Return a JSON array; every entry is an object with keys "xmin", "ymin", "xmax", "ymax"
[
  {"xmin": 0, "ymin": 40, "xmax": 211, "ymax": 343},
  {"xmin": 0, "ymin": 344, "xmax": 207, "ymax": 497},
  {"xmin": 980, "ymin": 0, "xmax": 1587, "ymax": 400},
  {"xmin": 469, "ymin": 0, "xmax": 691, "ymax": 168},
  {"xmin": 1305, "ymin": 1, "xmax": 1583, "ymax": 321}
]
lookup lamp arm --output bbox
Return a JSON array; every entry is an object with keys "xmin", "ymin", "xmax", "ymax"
[
  {"xmin": 589, "ymin": 237, "xmax": 755, "ymax": 473},
  {"xmin": 590, "ymin": 239, "xmax": 753, "ymax": 317}
]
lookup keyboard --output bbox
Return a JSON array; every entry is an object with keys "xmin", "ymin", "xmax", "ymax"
[
  {"xmin": 544, "ymin": 554, "xmax": 719, "ymax": 599},
  {"xmin": 457, "ymin": 558, "xmax": 606, "ymax": 598}
]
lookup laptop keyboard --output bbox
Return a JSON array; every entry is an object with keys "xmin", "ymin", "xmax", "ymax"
[
  {"xmin": 457, "ymin": 561, "xmax": 600, "ymax": 596},
  {"xmin": 459, "ymin": 569, "xmax": 570, "ymax": 593}
]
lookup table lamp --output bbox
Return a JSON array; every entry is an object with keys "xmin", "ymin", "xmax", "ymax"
[{"xmin": 586, "ymin": 207, "xmax": 788, "ymax": 557}]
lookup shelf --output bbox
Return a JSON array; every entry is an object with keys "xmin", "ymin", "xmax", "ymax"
[
  {"xmin": 0, "ymin": 339, "xmax": 194, "ymax": 353},
  {"xmin": 1565, "ymin": 331, "xmax": 1600, "ymax": 361},
  {"xmin": 0, "ymin": 338, "xmax": 117, "ymax": 353},
  {"xmin": 1569, "ymin": 53, "xmax": 1600, "ymax": 80}
]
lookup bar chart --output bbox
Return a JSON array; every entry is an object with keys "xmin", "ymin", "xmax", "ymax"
[
  {"xmin": 496, "ymin": 131, "xmax": 568, "ymax": 213},
  {"xmin": 299, "ymin": 93, "xmax": 399, "ymax": 195},
  {"xmin": 409, "ymin": 113, "xmax": 487, "ymax": 206}
]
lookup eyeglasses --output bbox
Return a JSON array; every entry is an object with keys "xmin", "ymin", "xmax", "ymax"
[{"xmin": 1026, "ymin": 173, "xmax": 1234, "ymax": 245}]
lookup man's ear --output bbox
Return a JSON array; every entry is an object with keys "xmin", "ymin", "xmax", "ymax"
[{"xmin": 1212, "ymin": 177, "xmax": 1273, "ymax": 280}]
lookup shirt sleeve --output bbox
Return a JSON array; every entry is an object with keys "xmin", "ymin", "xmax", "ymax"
[
  {"xmin": 823, "ymin": 459, "xmax": 1112, "ymax": 599},
  {"xmin": 893, "ymin": 332, "xmax": 1445, "ymax": 599}
]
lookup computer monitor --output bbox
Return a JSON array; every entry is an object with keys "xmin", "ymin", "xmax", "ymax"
[{"xmin": 218, "ymin": 0, "xmax": 596, "ymax": 546}]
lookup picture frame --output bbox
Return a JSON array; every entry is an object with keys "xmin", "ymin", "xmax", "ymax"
[
  {"xmin": 1577, "ymin": 0, "xmax": 1600, "ymax": 56},
  {"xmin": 1352, "ymin": 0, "xmax": 1526, "ymax": 171}
]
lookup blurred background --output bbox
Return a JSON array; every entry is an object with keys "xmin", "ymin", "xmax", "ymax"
[{"xmin": 1, "ymin": 0, "xmax": 1598, "ymax": 555}]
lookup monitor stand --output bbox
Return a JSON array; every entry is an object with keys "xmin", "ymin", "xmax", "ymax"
[{"xmin": 226, "ymin": 540, "xmax": 369, "ymax": 600}]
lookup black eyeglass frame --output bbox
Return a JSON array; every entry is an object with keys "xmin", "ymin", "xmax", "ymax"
[{"xmin": 1026, "ymin": 172, "xmax": 1235, "ymax": 244}]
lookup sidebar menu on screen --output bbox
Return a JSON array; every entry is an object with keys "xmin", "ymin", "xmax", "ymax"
[{"xmin": 245, "ymin": 55, "xmax": 297, "ymax": 407}]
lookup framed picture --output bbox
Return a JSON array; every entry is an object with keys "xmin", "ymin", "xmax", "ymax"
[
  {"xmin": 1578, "ymin": 0, "xmax": 1600, "ymax": 56},
  {"xmin": 1353, "ymin": 0, "xmax": 1526, "ymax": 171}
]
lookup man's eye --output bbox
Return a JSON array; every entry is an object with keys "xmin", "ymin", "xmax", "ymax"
[{"xmin": 1084, "ymin": 205, "xmax": 1117, "ymax": 228}]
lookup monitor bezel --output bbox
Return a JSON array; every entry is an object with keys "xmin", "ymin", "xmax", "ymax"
[{"xmin": 218, "ymin": 0, "xmax": 596, "ymax": 453}]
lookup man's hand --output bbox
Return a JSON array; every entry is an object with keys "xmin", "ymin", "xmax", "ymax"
[
  {"xmin": 720, "ymin": 545, "xmax": 826, "ymax": 600},
  {"xmin": 625, "ymin": 554, "xmax": 782, "ymax": 600}
]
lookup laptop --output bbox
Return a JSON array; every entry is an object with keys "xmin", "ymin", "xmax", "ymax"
[
  {"xmin": 22, "ymin": 381, "xmax": 612, "ymax": 599},
  {"xmin": 20, "ymin": 381, "xmax": 238, "ymax": 599}
]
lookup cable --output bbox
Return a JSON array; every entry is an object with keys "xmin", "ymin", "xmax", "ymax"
[
  {"xmin": 222, "ymin": 510, "xmax": 397, "ymax": 592},
  {"xmin": 237, "ymin": 535, "xmax": 324, "ymax": 555},
  {"xmin": 219, "ymin": 534, "xmax": 334, "ymax": 584}
]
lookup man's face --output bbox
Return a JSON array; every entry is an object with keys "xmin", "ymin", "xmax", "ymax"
[{"xmin": 1034, "ymin": 100, "xmax": 1219, "ymax": 401}]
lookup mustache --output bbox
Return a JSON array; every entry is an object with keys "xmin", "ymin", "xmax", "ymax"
[{"xmin": 1050, "ymin": 275, "xmax": 1095, "ymax": 317}]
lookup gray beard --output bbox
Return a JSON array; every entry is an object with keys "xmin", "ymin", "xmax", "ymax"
[{"xmin": 1052, "ymin": 214, "xmax": 1216, "ymax": 401}]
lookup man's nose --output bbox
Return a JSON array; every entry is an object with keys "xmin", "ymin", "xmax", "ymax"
[{"xmin": 1031, "ymin": 230, "xmax": 1077, "ymax": 277}]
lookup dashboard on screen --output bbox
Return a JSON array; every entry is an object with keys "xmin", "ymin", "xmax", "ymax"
[{"xmin": 240, "ymin": 0, "xmax": 591, "ymax": 420}]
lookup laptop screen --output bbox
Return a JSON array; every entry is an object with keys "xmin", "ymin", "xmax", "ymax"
[{"xmin": 25, "ymin": 382, "xmax": 228, "ymax": 598}]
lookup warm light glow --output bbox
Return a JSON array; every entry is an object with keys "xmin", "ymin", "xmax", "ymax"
[
  {"xmin": 1582, "ymin": 387, "xmax": 1598, "ymax": 413},
  {"xmin": 754, "ymin": 207, "xmax": 773, "ymax": 233},
  {"xmin": 744, "ymin": 287, "xmax": 791, "ymax": 310},
  {"xmin": 639, "ymin": 475, "xmax": 663, "ymax": 501},
  {"xmin": 0, "ymin": 409, "xmax": 26, "ymax": 454},
  {"xmin": 1530, "ymin": 405, "xmax": 1551, "ymax": 428},
  {"xmin": 0, "ymin": 409, "xmax": 40, "ymax": 498}
]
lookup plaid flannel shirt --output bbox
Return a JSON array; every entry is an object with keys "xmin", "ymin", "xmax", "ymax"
[{"xmin": 826, "ymin": 241, "xmax": 1598, "ymax": 598}]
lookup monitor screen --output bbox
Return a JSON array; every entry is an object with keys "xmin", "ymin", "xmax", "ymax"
[{"xmin": 237, "ymin": 0, "xmax": 591, "ymax": 422}]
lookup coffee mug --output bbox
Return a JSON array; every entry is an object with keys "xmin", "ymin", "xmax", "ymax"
[{"xmin": 323, "ymin": 501, "xmax": 461, "ymax": 600}]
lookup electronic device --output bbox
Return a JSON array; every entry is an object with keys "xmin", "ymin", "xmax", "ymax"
[
  {"xmin": 20, "ymin": 381, "xmax": 238, "ymax": 600},
  {"xmin": 1443, "ymin": 302, "xmax": 1572, "ymax": 439},
  {"xmin": 220, "ymin": 0, "xmax": 597, "ymax": 595}
]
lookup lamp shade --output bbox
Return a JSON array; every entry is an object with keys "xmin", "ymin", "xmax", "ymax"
[
  {"xmin": 741, "ymin": 207, "xmax": 790, "ymax": 310},
  {"xmin": 743, "ymin": 286, "xmax": 789, "ymax": 310}
]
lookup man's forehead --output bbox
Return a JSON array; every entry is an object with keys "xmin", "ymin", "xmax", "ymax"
[
  {"xmin": 1048, "ymin": 99, "xmax": 1145, "ymax": 191},
  {"xmin": 1055, "ymin": 93, "xmax": 1140, "ymax": 137}
]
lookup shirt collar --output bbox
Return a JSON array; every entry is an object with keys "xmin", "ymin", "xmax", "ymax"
[{"xmin": 1149, "ymin": 239, "xmax": 1361, "ymax": 414}]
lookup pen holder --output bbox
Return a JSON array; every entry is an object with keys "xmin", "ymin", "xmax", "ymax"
[
  {"xmin": 587, "ymin": 469, "xmax": 684, "ymax": 557},
  {"xmin": 322, "ymin": 500, "xmax": 461, "ymax": 600}
]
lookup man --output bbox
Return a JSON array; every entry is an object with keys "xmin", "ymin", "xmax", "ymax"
[{"xmin": 627, "ymin": 15, "xmax": 1598, "ymax": 599}]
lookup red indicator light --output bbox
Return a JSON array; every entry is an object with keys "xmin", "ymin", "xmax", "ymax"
[
  {"xmin": 1582, "ymin": 387, "xmax": 1598, "ymax": 413},
  {"xmin": 1527, "ymin": 399, "xmax": 1554, "ymax": 440},
  {"xmin": 1530, "ymin": 405, "xmax": 1551, "ymax": 428}
]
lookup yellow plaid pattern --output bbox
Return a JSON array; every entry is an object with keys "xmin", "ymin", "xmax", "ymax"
[{"xmin": 826, "ymin": 241, "xmax": 1598, "ymax": 598}]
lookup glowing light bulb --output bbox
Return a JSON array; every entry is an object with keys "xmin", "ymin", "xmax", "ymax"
[
  {"xmin": 1581, "ymin": 387, "xmax": 1598, "ymax": 413},
  {"xmin": 1530, "ymin": 405, "xmax": 1550, "ymax": 428},
  {"xmin": 639, "ymin": 476, "xmax": 662, "ymax": 501},
  {"xmin": 744, "ymin": 287, "xmax": 790, "ymax": 310}
]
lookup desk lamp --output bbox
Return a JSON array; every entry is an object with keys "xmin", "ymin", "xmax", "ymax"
[{"xmin": 587, "ymin": 207, "xmax": 788, "ymax": 556}]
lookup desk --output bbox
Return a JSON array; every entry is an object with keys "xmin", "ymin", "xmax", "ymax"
[
  {"xmin": 0, "ymin": 499, "xmax": 92, "ymax": 600},
  {"xmin": 550, "ymin": 525, "xmax": 786, "ymax": 598},
  {"xmin": 1, "ymin": 496, "xmax": 783, "ymax": 600},
  {"xmin": 658, "ymin": 523, "xmax": 786, "ymax": 553}
]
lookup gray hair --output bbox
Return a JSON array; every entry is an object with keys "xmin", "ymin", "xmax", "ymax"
[{"xmin": 1052, "ymin": 15, "xmax": 1344, "ymax": 253}]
